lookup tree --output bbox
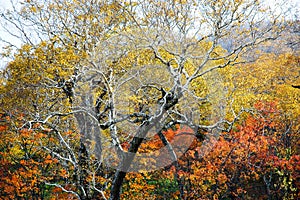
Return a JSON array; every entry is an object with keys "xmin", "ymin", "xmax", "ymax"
[
  {"xmin": 220, "ymin": 52, "xmax": 300, "ymax": 155},
  {"xmin": 0, "ymin": 0, "xmax": 291, "ymax": 199}
]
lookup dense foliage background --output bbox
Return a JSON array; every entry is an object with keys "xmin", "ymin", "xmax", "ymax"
[{"xmin": 0, "ymin": 0, "xmax": 299, "ymax": 199}]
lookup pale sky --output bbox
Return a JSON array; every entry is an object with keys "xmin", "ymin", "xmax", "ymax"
[
  {"xmin": 0, "ymin": 0, "xmax": 22, "ymax": 69},
  {"xmin": 0, "ymin": 0, "xmax": 298, "ymax": 69}
]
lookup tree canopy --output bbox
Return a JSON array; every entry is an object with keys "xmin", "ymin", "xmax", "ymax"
[{"xmin": 0, "ymin": 0, "xmax": 299, "ymax": 199}]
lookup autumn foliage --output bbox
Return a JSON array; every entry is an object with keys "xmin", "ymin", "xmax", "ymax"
[
  {"xmin": 1, "ymin": 50, "xmax": 299, "ymax": 199},
  {"xmin": 1, "ymin": 60, "xmax": 300, "ymax": 199},
  {"xmin": 0, "ymin": 0, "xmax": 299, "ymax": 199},
  {"xmin": 118, "ymin": 101, "xmax": 299, "ymax": 199}
]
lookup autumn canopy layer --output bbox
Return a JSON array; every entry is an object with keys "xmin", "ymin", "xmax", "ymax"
[{"xmin": 0, "ymin": 0, "xmax": 299, "ymax": 199}]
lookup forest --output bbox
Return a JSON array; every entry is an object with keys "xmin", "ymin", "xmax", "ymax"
[{"xmin": 0, "ymin": 0, "xmax": 299, "ymax": 199}]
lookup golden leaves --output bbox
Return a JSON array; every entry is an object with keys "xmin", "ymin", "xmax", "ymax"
[{"xmin": 220, "ymin": 52, "xmax": 300, "ymax": 121}]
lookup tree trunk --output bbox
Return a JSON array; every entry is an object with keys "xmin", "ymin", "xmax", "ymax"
[
  {"xmin": 109, "ymin": 171, "xmax": 127, "ymax": 200},
  {"xmin": 109, "ymin": 135, "xmax": 145, "ymax": 200},
  {"xmin": 109, "ymin": 91, "xmax": 181, "ymax": 199}
]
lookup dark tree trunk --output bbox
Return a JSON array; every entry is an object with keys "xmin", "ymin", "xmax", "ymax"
[
  {"xmin": 109, "ymin": 90, "xmax": 181, "ymax": 200},
  {"xmin": 109, "ymin": 133, "xmax": 146, "ymax": 200},
  {"xmin": 109, "ymin": 171, "xmax": 127, "ymax": 200},
  {"xmin": 109, "ymin": 121, "xmax": 158, "ymax": 200}
]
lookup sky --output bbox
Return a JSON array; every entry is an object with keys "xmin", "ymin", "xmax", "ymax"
[
  {"xmin": 0, "ymin": 0, "xmax": 299, "ymax": 69},
  {"xmin": 0, "ymin": 0, "xmax": 22, "ymax": 69}
]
